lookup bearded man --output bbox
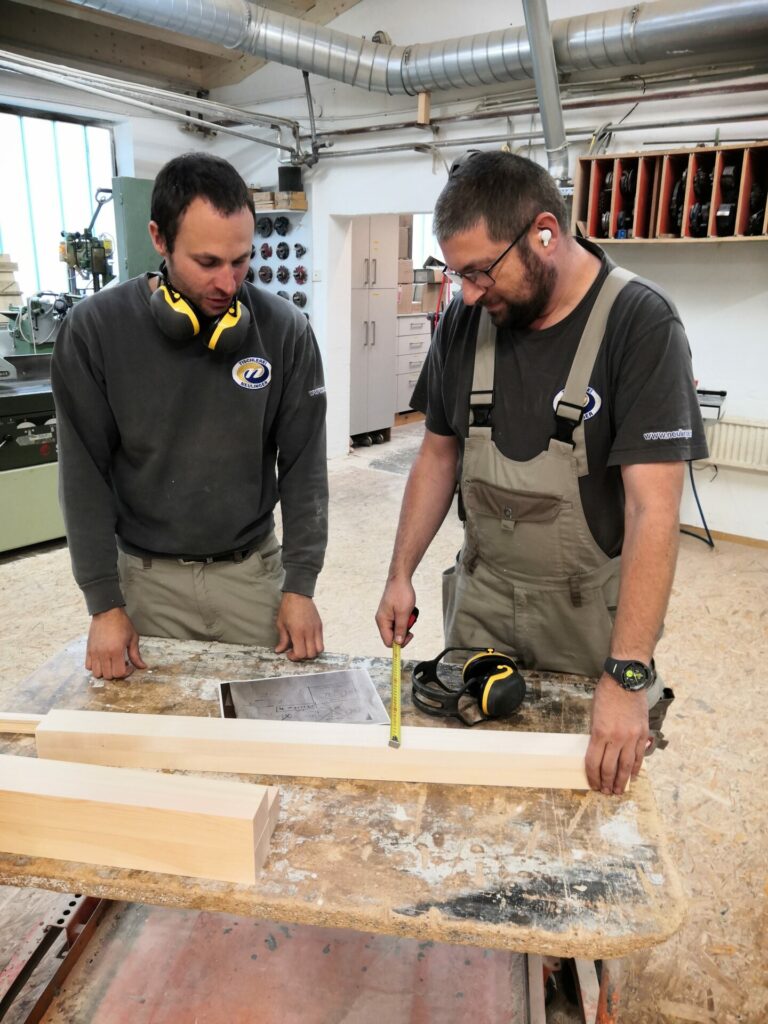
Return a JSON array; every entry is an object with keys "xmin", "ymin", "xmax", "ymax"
[{"xmin": 376, "ymin": 150, "xmax": 706, "ymax": 795}]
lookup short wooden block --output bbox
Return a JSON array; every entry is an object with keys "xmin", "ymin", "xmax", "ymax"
[
  {"xmin": 0, "ymin": 754, "xmax": 277, "ymax": 884},
  {"xmin": 35, "ymin": 710, "xmax": 590, "ymax": 789}
]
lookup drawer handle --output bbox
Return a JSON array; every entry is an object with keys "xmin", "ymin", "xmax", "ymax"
[{"xmin": 409, "ymin": 341, "xmax": 422, "ymax": 349}]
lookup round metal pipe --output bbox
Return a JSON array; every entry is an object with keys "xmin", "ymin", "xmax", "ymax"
[
  {"xmin": 65, "ymin": 0, "xmax": 768, "ymax": 96},
  {"xmin": 523, "ymin": 0, "xmax": 569, "ymax": 182},
  {"xmin": 318, "ymin": 107, "xmax": 768, "ymax": 160}
]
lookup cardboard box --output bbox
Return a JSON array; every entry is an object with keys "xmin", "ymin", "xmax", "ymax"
[
  {"xmin": 418, "ymin": 283, "xmax": 443, "ymax": 313},
  {"xmin": 413, "ymin": 267, "xmax": 443, "ymax": 284},
  {"xmin": 398, "ymin": 259, "xmax": 414, "ymax": 284},
  {"xmin": 250, "ymin": 190, "xmax": 276, "ymax": 209},
  {"xmin": 398, "ymin": 226, "xmax": 410, "ymax": 259},
  {"xmin": 397, "ymin": 284, "xmax": 416, "ymax": 314},
  {"xmin": 274, "ymin": 191, "xmax": 308, "ymax": 211}
]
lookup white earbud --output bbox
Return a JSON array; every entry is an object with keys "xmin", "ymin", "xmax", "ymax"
[{"xmin": 539, "ymin": 228, "xmax": 552, "ymax": 248}]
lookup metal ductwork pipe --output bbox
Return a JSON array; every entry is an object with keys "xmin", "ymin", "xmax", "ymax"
[
  {"xmin": 67, "ymin": 0, "xmax": 768, "ymax": 96},
  {"xmin": 523, "ymin": 0, "xmax": 569, "ymax": 184}
]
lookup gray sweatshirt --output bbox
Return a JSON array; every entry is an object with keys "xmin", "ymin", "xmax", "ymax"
[{"xmin": 52, "ymin": 275, "xmax": 328, "ymax": 615}]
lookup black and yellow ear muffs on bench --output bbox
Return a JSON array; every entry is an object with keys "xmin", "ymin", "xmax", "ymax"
[
  {"xmin": 412, "ymin": 647, "xmax": 526, "ymax": 726},
  {"xmin": 149, "ymin": 257, "xmax": 254, "ymax": 356}
]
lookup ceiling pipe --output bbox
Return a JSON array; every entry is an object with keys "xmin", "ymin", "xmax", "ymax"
[
  {"xmin": 302, "ymin": 78, "xmax": 768, "ymax": 141},
  {"xmin": 522, "ymin": 0, "xmax": 569, "ymax": 184},
  {"xmin": 0, "ymin": 49, "xmax": 303, "ymax": 156},
  {"xmin": 64, "ymin": 0, "xmax": 768, "ymax": 97},
  {"xmin": 318, "ymin": 108, "xmax": 768, "ymax": 161}
]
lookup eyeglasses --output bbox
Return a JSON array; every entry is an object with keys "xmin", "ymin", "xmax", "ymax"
[{"xmin": 443, "ymin": 218, "xmax": 535, "ymax": 289}]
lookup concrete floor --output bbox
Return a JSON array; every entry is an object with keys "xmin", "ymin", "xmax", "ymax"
[{"xmin": 0, "ymin": 420, "xmax": 766, "ymax": 1023}]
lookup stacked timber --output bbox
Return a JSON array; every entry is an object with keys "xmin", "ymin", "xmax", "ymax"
[{"xmin": 0, "ymin": 255, "xmax": 22, "ymax": 322}]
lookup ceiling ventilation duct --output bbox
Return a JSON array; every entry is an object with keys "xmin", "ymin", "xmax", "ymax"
[{"xmin": 65, "ymin": 0, "xmax": 768, "ymax": 96}]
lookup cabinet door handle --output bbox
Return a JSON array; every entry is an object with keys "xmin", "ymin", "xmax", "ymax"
[
  {"xmin": 363, "ymin": 320, "xmax": 369, "ymax": 346},
  {"xmin": 363, "ymin": 258, "xmax": 369, "ymax": 286},
  {"xmin": 371, "ymin": 320, "xmax": 376, "ymax": 346},
  {"xmin": 371, "ymin": 258, "xmax": 377, "ymax": 284}
]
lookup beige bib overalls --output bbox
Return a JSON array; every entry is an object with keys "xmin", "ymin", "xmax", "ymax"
[{"xmin": 443, "ymin": 268, "xmax": 663, "ymax": 708}]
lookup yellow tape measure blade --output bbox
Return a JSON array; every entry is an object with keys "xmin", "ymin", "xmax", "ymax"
[{"xmin": 389, "ymin": 642, "xmax": 402, "ymax": 748}]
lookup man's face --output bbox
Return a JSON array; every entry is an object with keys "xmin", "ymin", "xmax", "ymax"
[
  {"xmin": 440, "ymin": 220, "xmax": 556, "ymax": 329},
  {"xmin": 149, "ymin": 197, "xmax": 254, "ymax": 319}
]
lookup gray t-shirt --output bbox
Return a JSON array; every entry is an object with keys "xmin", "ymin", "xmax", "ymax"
[{"xmin": 412, "ymin": 240, "xmax": 708, "ymax": 557}]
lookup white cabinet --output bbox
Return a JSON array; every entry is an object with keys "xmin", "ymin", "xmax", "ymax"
[
  {"xmin": 351, "ymin": 215, "xmax": 399, "ymax": 289},
  {"xmin": 350, "ymin": 215, "xmax": 399, "ymax": 437},
  {"xmin": 350, "ymin": 288, "xmax": 397, "ymax": 436},
  {"xmin": 395, "ymin": 314, "xmax": 431, "ymax": 412}
]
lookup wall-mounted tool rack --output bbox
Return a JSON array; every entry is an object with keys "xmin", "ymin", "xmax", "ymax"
[{"xmin": 573, "ymin": 142, "xmax": 768, "ymax": 243}]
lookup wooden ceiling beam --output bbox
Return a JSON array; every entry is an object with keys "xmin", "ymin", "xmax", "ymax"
[
  {"xmin": 0, "ymin": 0, "xmax": 368, "ymax": 92},
  {"xmin": 0, "ymin": 0, "xmax": 210, "ymax": 90},
  {"xmin": 5, "ymin": 0, "xmax": 236, "ymax": 60}
]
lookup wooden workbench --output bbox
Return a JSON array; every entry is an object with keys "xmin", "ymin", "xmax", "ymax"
[{"xmin": 0, "ymin": 637, "xmax": 684, "ymax": 959}]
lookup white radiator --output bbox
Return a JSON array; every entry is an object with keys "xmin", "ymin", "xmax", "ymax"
[{"xmin": 698, "ymin": 417, "xmax": 768, "ymax": 473}]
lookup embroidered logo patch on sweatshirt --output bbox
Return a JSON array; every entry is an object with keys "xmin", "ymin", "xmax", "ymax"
[{"xmin": 232, "ymin": 357, "xmax": 272, "ymax": 390}]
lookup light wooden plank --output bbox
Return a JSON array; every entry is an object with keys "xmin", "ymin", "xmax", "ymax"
[
  {"xmin": 0, "ymin": 713, "xmax": 44, "ymax": 734},
  {"xmin": 0, "ymin": 754, "xmax": 277, "ymax": 884},
  {"xmin": 35, "ymin": 710, "xmax": 591, "ymax": 789}
]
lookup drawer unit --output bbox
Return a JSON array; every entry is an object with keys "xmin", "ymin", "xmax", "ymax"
[
  {"xmin": 396, "ymin": 351, "xmax": 427, "ymax": 375},
  {"xmin": 397, "ymin": 333, "xmax": 430, "ymax": 357},
  {"xmin": 397, "ymin": 314, "xmax": 431, "ymax": 336},
  {"xmin": 396, "ymin": 370, "xmax": 423, "ymax": 412}
]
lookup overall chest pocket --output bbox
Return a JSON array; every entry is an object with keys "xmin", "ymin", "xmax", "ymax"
[
  {"xmin": 462, "ymin": 480, "xmax": 572, "ymax": 576},
  {"xmin": 464, "ymin": 480, "xmax": 567, "ymax": 527}
]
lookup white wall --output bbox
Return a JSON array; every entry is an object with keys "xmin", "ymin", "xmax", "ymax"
[
  {"xmin": 2, "ymin": 0, "xmax": 767, "ymax": 539},
  {"xmin": 208, "ymin": 0, "xmax": 768, "ymax": 541},
  {"xmin": 593, "ymin": 243, "xmax": 768, "ymax": 540}
]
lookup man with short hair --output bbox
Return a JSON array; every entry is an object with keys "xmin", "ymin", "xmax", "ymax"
[
  {"xmin": 376, "ymin": 151, "xmax": 707, "ymax": 795},
  {"xmin": 53, "ymin": 153, "xmax": 328, "ymax": 679}
]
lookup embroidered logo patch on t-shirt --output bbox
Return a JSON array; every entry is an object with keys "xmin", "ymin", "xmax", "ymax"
[
  {"xmin": 552, "ymin": 386, "xmax": 602, "ymax": 420},
  {"xmin": 232, "ymin": 357, "xmax": 272, "ymax": 390}
]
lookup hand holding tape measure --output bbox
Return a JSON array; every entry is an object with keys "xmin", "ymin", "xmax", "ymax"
[{"xmin": 389, "ymin": 607, "xmax": 419, "ymax": 749}]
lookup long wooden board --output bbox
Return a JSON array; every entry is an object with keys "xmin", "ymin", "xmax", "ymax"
[
  {"xmin": 32, "ymin": 709, "xmax": 591, "ymax": 789},
  {"xmin": 0, "ymin": 754, "xmax": 277, "ymax": 884}
]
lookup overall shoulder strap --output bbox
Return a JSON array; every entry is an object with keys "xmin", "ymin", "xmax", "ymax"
[
  {"xmin": 468, "ymin": 309, "xmax": 495, "ymax": 438},
  {"xmin": 552, "ymin": 266, "xmax": 635, "ymax": 473}
]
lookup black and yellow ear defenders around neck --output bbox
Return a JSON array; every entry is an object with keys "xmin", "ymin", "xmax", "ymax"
[
  {"xmin": 149, "ymin": 264, "xmax": 252, "ymax": 356},
  {"xmin": 412, "ymin": 647, "xmax": 526, "ymax": 726}
]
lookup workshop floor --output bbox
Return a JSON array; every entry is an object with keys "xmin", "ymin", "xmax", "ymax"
[{"xmin": 0, "ymin": 418, "xmax": 766, "ymax": 1023}]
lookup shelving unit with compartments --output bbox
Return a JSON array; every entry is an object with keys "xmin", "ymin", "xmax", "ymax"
[{"xmin": 573, "ymin": 142, "xmax": 768, "ymax": 243}]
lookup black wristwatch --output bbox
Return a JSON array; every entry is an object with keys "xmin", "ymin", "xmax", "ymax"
[{"xmin": 603, "ymin": 657, "xmax": 656, "ymax": 692}]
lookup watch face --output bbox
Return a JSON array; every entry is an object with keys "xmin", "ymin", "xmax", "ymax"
[
  {"xmin": 605, "ymin": 657, "xmax": 653, "ymax": 690},
  {"xmin": 622, "ymin": 662, "xmax": 651, "ymax": 689}
]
